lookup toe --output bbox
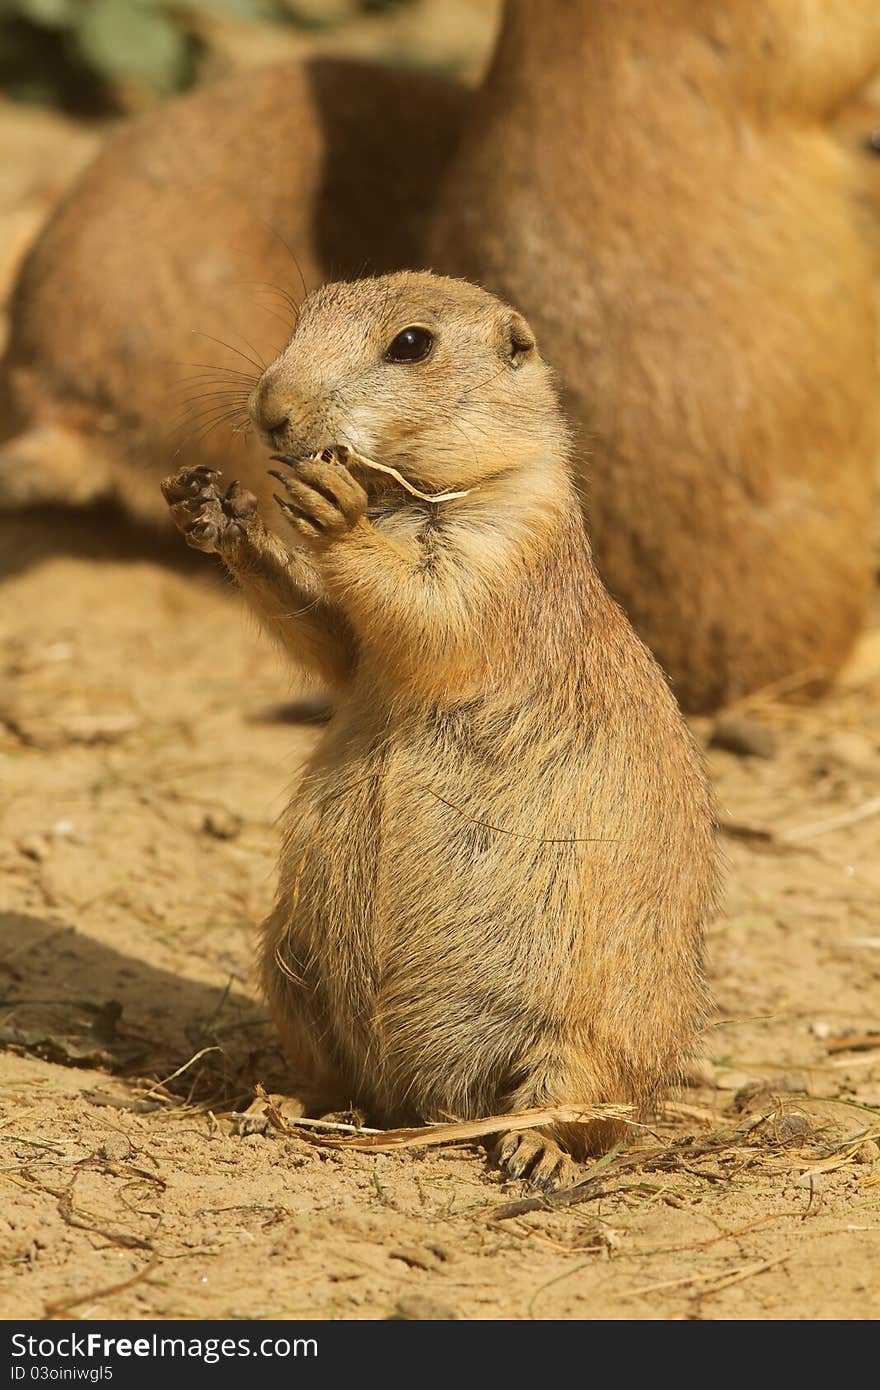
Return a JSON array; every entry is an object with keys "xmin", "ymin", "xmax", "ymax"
[
  {"xmin": 161, "ymin": 464, "xmax": 221, "ymax": 507},
  {"xmin": 496, "ymin": 1130, "xmax": 543, "ymax": 1180},
  {"xmin": 494, "ymin": 1130, "xmax": 579, "ymax": 1190},
  {"xmin": 271, "ymin": 474, "xmax": 345, "ymax": 532},
  {"xmin": 273, "ymin": 494, "xmax": 323, "ymax": 542},
  {"xmin": 528, "ymin": 1147, "xmax": 578, "ymax": 1193},
  {"xmin": 294, "ymin": 459, "xmax": 367, "ymax": 524},
  {"xmin": 222, "ymin": 479, "xmax": 258, "ymax": 521},
  {"xmin": 182, "ymin": 518, "xmax": 222, "ymax": 552}
]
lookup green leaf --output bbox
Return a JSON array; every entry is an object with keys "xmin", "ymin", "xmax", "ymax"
[{"xmin": 73, "ymin": 0, "xmax": 189, "ymax": 92}]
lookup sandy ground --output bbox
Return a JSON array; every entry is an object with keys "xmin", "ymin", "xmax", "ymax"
[{"xmin": 1, "ymin": 8, "xmax": 879, "ymax": 1322}]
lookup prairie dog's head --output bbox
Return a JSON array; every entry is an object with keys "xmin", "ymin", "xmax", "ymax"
[{"xmin": 248, "ymin": 271, "xmax": 568, "ymax": 491}]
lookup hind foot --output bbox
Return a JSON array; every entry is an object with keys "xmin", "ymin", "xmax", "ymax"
[
  {"xmin": 494, "ymin": 1130, "xmax": 579, "ymax": 1192},
  {"xmin": 161, "ymin": 464, "xmax": 258, "ymax": 553}
]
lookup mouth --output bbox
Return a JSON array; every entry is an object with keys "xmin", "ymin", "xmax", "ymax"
[
  {"xmin": 257, "ymin": 417, "xmax": 352, "ymax": 462},
  {"xmin": 268, "ymin": 444, "xmax": 475, "ymax": 506}
]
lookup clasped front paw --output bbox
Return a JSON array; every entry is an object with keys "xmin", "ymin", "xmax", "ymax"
[
  {"xmin": 160, "ymin": 465, "xmax": 258, "ymax": 553},
  {"xmin": 268, "ymin": 446, "xmax": 368, "ymax": 548}
]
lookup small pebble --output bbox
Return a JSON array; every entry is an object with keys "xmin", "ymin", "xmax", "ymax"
[
  {"xmin": 100, "ymin": 1134, "xmax": 132, "ymax": 1162},
  {"xmin": 855, "ymin": 1139, "xmax": 879, "ymax": 1165},
  {"xmin": 709, "ymin": 714, "xmax": 776, "ymax": 759},
  {"xmin": 774, "ymin": 1113, "xmax": 813, "ymax": 1145},
  {"xmin": 810, "ymin": 1020, "xmax": 832, "ymax": 1040}
]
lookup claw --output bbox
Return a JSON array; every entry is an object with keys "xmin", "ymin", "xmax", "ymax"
[
  {"xmin": 273, "ymin": 494, "xmax": 321, "ymax": 532},
  {"xmin": 528, "ymin": 1166, "xmax": 559, "ymax": 1193},
  {"xmin": 494, "ymin": 1130, "xmax": 578, "ymax": 1193},
  {"xmin": 269, "ymin": 454, "xmax": 304, "ymax": 467},
  {"xmin": 267, "ymin": 468, "xmax": 292, "ymax": 486}
]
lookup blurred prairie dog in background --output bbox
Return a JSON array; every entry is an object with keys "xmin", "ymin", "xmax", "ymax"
[
  {"xmin": 162, "ymin": 272, "xmax": 719, "ymax": 1187},
  {"xmin": 3, "ymin": 1, "xmax": 880, "ymax": 713}
]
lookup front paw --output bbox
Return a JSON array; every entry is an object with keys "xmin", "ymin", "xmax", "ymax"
[
  {"xmin": 160, "ymin": 465, "xmax": 258, "ymax": 553},
  {"xmin": 269, "ymin": 446, "xmax": 367, "ymax": 549}
]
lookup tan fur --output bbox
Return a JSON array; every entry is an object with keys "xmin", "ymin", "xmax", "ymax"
[
  {"xmin": 0, "ymin": 58, "xmax": 467, "ymax": 524},
  {"xmin": 162, "ymin": 272, "xmax": 719, "ymax": 1177},
  {"xmin": 428, "ymin": 0, "xmax": 880, "ymax": 711}
]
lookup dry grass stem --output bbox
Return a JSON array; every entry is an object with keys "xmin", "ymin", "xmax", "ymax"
[
  {"xmin": 254, "ymin": 1096, "xmax": 634, "ymax": 1151},
  {"xmin": 616, "ymin": 1250, "xmax": 792, "ymax": 1302},
  {"xmin": 345, "ymin": 446, "xmax": 474, "ymax": 504},
  {"xmin": 143, "ymin": 1046, "xmax": 222, "ymax": 1098}
]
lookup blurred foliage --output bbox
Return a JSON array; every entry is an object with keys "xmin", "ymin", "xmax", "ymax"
[{"xmin": 0, "ymin": 0, "xmax": 413, "ymax": 112}]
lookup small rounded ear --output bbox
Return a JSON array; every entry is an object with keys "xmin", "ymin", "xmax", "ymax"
[{"xmin": 500, "ymin": 310, "xmax": 537, "ymax": 368}]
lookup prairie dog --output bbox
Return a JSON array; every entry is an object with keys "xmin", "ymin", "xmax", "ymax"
[
  {"xmin": 428, "ymin": 0, "xmax": 880, "ymax": 711},
  {"xmin": 163, "ymin": 272, "xmax": 719, "ymax": 1185}
]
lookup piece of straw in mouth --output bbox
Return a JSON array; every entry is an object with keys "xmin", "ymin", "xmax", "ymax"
[{"xmin": 272, "ymin": 444, "xmax": 474, "ymax": 504}]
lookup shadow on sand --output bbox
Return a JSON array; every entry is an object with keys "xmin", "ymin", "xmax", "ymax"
[{"xmin": 0, "ymin": 911, "xmax": 282, "ymax": 1107}]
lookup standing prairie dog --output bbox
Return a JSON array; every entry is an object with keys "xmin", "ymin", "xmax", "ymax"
[
  {"xmin": 162, "ymin": 272, "xmax": 719, "ymax": 1185},
  {"xmin": 429, "ymin": 0, "xmax": 880, "ymax": 711}
]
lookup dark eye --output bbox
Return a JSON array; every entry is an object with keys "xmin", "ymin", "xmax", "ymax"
[{"xmin": 384, "ymin": 326, "xmax": 434, "ymax": 363}]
